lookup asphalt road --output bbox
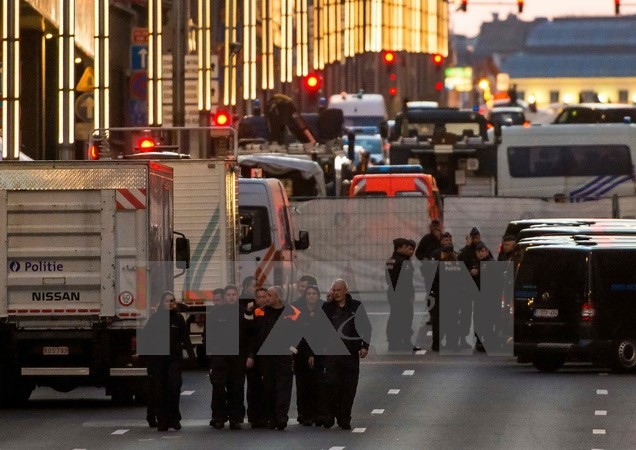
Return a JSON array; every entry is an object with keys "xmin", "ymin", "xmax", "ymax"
[{"xmin": 0, "ymin": 304, "xmax": 634, "ymax": 450}]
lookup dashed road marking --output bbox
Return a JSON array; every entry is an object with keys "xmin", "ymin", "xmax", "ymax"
[
  {"xmin": 138, "ymin": 439, "xmax": 155, "ymax": 442},
  {"xmin": 388, "ymin": 389, "xmax": 400, "ymax": 395},
  {"xmin": 111, "ymin": 429, "xmax": 129, "ymax": 435},
  {"xmin": 592, "ymin": 429, "xmax": 606, "ymax": 435},
  {"xmin": 596, "ymin": 389, "xmax": 608, "ymax": 395},
  {"xmin": 352, "ymin": 428, "xmax": 366, "ymax": 433},
  {"xmin": 415, "ymin": 350, "xmax": 427, "ymax": 355},
  {"xmin": 402, "ymin": 370, "xmax": 415, "ymax": 376},
  {"xmin": 161, "ymin": 435, "xmax": 182, "ymax": 439},
  {"xmin": 181, "ymin": 390, "xmax": 195, "ymax": 396},
  {"xmin": 371, "ymin": 409, "xmax": 385, "ymax": 414},
  {"xmin": 595, "ymin": 410, "xmax": 608, "ymax": 416},
  {"xmin": 329, "ymin": 447, "xmax": 345, "ymax": 450}
]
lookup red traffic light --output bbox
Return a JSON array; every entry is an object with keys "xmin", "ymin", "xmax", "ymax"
[
  {"xmin": 517, "ymin": 0, "xmax": 524, "ymax": 13},
  {"xmin": 615, "ymin": 0, "xmax": 620, "ymax": 15},
  {"xmin": 460, "ymin": 0, "xmax": 467, "ymax": 12},
  {"xmin": 303, "ymin": 73, "xmax": 322, "ymax": 93},
  {"xmin": 383, "ymin": 51, "xmax": 396, "ymax": 64},
  {"xmin": 435, "ymin": 81, "xmax": 444, "ymax": 91},
  {"xmin": 136, "ymin": 137, "xmax": 157, "ymax": 152},
  {"xmin": 211, "ymin": 110, "xmax": 231, "ymax": 126},
  {"xmin": 389, "ymin": 87, "xmax": 398, "ymax": 96},
  {"xmin": 432, "ymin": 53, "xmax": 444, "ymax": 66}
]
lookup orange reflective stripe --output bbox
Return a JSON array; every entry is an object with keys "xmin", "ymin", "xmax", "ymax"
[
  {"xmin": 254, "ymin": 307, "xmax": 265, "ymax": 317},
  {"xmin": 284, "ymin": 305, "xmax": 301, "ymax": 321}
]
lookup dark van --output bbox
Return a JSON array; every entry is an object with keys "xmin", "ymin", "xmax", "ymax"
[
  {"xmin": 503, "ymin": 218, "xmax": 636, "ymax": 242},
  {"xmin": 514, "ymin": 242, "xmax": 636, "ymax": 372},
  {"xmin": 516, "ymin": 224, "xmax": 636, "ymax": 242}
]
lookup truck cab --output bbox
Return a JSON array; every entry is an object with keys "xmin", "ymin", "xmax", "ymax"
[{"xmin": 238, "ymin": 178, "xmax": 309, "ymax": 300}]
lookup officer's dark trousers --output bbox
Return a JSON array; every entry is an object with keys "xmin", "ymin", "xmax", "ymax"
[
  {"xmin": 294, "ymin": 354, "xmax": 326, "ymax": 423},
  {"xmin": 209, "ymin": 356, "xmax": 246, "ymax": 423},
  {"xmin": 146, "ymin": 371, "xmax": 157, "ymax": 422},
  {"xmin": 324, "ymin": 354, "xmax": 359, "ymax": 425},
  {"xmin": 259, "ymin": 355, "xmax": 293, "ymax": 425},
  {"xmin": 151, "ymin": 357, "xmax": 182, "ymax": 426},
  {"xmin": 246, "ymin": 363, "xmax": 264, "ymax": 424},
  {"xmin": 387, "ymin": 294, "xmax": 413, "ymax": 349},
  {"xmin": 430, "ymin": 297, "xmax": 440, "ymax": 350}
]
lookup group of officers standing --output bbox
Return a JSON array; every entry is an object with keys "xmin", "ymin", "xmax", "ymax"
[
  {"xmin": 385, "ymin": 219, "xmax": 515, "ymax": 353},
  {"xmin": 143, "ymin": 276, "xmax": 372, "ymax": 433}
]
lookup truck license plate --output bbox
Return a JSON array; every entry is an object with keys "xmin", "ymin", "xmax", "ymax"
[
  {"xmin": 43, "ymin": 346, "xmax": 69, "ymax": 356},
  {"xmin": 534, "ymin": 309, "xmax": 558, "ymax": 318}
]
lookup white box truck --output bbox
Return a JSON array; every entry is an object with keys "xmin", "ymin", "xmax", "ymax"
[{"xmin": 0, "ymin": 161, "xmax": 188, "ymax": 405}]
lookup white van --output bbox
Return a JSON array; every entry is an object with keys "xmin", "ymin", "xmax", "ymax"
[
  {"xmin": 497, "ymin": 123, "xmax": 636, "ymax": 200},
  {"xmin": 238, "ymin": 178, "xmax": 309, "ymax": 300},
  {"xmin": 327, "ymin": 93, "xmax": 387, "ymax": 132}
]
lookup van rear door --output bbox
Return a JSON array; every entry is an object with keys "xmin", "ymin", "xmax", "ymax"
[{"xmin": 515, "ymin": 249, "xmax": 588, "ymax": 344}]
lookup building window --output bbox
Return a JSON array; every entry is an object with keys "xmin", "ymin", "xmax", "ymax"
[
  {"xmin": 549, "ymin": 90, "xmax": 559, "ymax": 104},
  {"xmin": 618, "ymin": 90, "xmax": 628, "ymax": 103}
]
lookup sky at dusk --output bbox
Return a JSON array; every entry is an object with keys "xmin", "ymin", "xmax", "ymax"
[{"xmin": 450, "ymin": 0, "xmax": 631, "ymax": 37}]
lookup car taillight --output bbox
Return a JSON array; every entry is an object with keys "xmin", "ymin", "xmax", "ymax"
[{"xmin": 581, "ymin": 301, "xmax": 595, "ymax": 321}]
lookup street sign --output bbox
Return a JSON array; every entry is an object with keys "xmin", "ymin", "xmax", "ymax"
[
  {"xmin": 131, "ymin": 27, "xmax": 149, "ymax": 44},
  {"xmin": 130, "ymin": 72, "xmax": 148, "ymax": 101},
  {"xmin": 129, "ymin": 99, "xmax": 148, "ymax": 126},
  {"xmin": 131, "ymin": 45, "xmax": 149, "ymax": 71},
  {"xmin": 76, "ymin": 67, "xmax": 95, "ymax": 92},
  {"xmin": 75, "ymin": 92, "xmax": 95, "ymax": 122}
]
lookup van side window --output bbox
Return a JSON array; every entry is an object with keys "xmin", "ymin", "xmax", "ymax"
[
  {"xmin": 508, "ymin": 145, "xmax": 632, "ymax": 177},
  {"xmin": 239, "ymin": 206, "xmax": 272, "ymax": 253}
]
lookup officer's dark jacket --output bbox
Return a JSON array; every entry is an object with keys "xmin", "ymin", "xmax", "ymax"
[
  {"xmin": 250, "ymin": 304, "xmax": 301, "ymax": 357},
  {"xmin": 416, "ymin": 233, "xmax": 441, "ymax": 260},
  {"xmin": 386, "ymin": 251, "xmax": 415, "ymax": 299},
  {"xmin": 292, "ymin": 299, "xmax": 326, "ymax": 358},
  {"xmin": 144, "ymin": 309, "xmax": 194, "ymax": 359},
  {"xmin": 322, "ymin": 295, "xmax": 371, "ymax": 355},
  {"xmin": 204, "ymin": 303, "xmax": 253, "ymax": 357}
]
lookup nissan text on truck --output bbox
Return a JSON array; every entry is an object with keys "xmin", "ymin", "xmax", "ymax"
[{"xmin": 0, "ymin": 160, "xmax": 189, "ymax": 405}]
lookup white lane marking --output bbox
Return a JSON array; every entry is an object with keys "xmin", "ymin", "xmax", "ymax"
[
  {"xmin": 415, "ymin": 350, "xmax": 427, "ymax": 355},
  {"xmin": 111, "ymin": 429, "xmax": 129, "ymax": 435},
  {"xmin": 371, "ymin": 409, "xmax": 385, "ymax": 414},
  {"xmin": 329, "ymin": 447, "xmax": 345, "ymax": 450},
  {"xmin": 402, "ymin": 370, "xmax": 415, "ymax": 376},
  {"xmin": 161, "ymin": 436, "xmax": 182, "ymax": 439},
  {"xmin": 592, "ymin": 429, "xmax": 606, "ymax": 435},
  {"xmin": 595, "ymin": 410, "xmax": 608, "ymax": 416},
  {"xmin": 181, "ymin": 390, "xmax": 195, "ymax": 396},
  {"xmin": 596, "ymin": 389, "xmax": 608, "ymax": 395},
  {"xmin": 426, "ymin": 331, "xmax": 432, "ymax": 337},
  {"xmin": 388, "ymin": 389, "xmax": 400, "ymax": 395},
  {"xmin": 352, "ymin": 428, "xmax": 366, "ymax": 433}
]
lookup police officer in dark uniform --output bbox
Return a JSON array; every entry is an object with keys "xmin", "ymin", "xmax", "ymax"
[
  {"xmin": 429, "ymin": 245, "xmax": 458, "ymax": 352},
  {"xmin": 206, "ymin": 285, "xmax": 252, "ymax": 430},
  {"xmin": 385, "ymin": 238, "xmax": 420, "ymax": 351},
  {"xmin": 322, "ymin": 279, "xmax": 372, "ymax": 430},
  {"xmin": 245, "ymin": 287, "xmax": 269, "ymax": 428},
  {"xmin": 248, "ymin": 286, "xmax": 302, "ymax": 430},
  {"xmin": 144, "ymin": 291, "xmax": 195, "ymax": 432}
]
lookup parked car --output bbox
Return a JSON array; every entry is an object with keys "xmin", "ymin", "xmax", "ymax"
[
  {"xmin": 553, "ymin": 103, "xmax": 636, "ymax": 124},
  {"xmin": 487, "ymin": 106, "xmax": 528, "ymax": 128}
]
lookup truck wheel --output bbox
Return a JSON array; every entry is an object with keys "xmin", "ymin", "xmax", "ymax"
[
  {"xmin": 532, "ymin": 355, "xmax": 565, "ymax": 373},
  {"xmin": 613, "ymin": 338, "xmax": 636, "ymax": 372}
]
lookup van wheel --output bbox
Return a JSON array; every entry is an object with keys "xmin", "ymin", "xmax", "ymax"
[
  {"xmin": 532, "ymin": 355, "xmax": 565, "ymax": 372},
  {"xmin": 613, "ymin": 338, "xmax": 636, "ymax": 372}
]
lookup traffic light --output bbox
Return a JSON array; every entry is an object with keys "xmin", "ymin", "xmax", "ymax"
[
  {"xmin": 383, "ymin": 51, "xmax": 396, "ymax": 65},
  {"xmin": 303, "ymin": 73, "xmax": 322, "ymax": 94},
  {"xmin": 211, "ymin": 110, "xmax": 231, "ymax": 126},
  {"xmin": 615, "ymin": 0, "xmax": 620, "ymax": 15},
  {"xmin": 389, "ymin": 86, "xmax": 398, "ymax": 96},
  {"xmin": 432, "ymin": 53, "xmax": 445, "ymax": 70},
  {"xmin": 88, "ymin": 143, "xmax": 100, "ymax": 160},
  {"xmin": 517, "ymin": 0, "xmax": 524, "ymax": 13},
  {"xmin": 460, "ymin": 0, "xmax": 467, "ymax": 12},
  {"xmin": 435, "ymin": 81, "xmax": 444, "ymax": 91}
]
